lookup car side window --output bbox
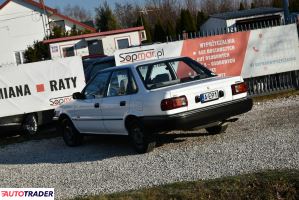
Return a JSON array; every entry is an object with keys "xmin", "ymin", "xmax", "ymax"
[
  {"xmin": 84, "ymin": 72, "xmax": 110, "ymax": 99},
  {"xmin": 107, "ymin": 69, "xmax": 137, "ymax": 97}
]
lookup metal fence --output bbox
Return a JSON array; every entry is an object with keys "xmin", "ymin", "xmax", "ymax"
[
  {"xmin": 166, "ymin": 17, "xmax": 299, "ymax": 42},
  {"xmin": 244, "ymin": 70, "xmax": 299, "ymax": 96}
]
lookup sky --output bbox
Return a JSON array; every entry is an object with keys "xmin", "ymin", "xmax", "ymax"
[
  {"xmin": 0, "ymin": 0, "xmax": 146, "ymax": 15},
  {"xmin": 46, "ymin": 0, "xmax": 145, "ymax": 11}
]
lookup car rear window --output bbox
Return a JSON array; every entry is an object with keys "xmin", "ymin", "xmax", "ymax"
[{"xmin": 137, "ymin": 58, "xmax": 215, "ymax": 89}]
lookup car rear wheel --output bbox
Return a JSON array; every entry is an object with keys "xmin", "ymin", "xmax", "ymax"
[
  {"xmin": 205, "ymin": 124, "xmax": 228, "ymax": 135},
  {"xmin": 128, "ymin": 119, "xmax": 156, "ymax": 153},
  {"xmin": 22, "ymin": 113, "xmax": 38, "ymax": 136},
  {"xmin": 61, "ymin": 118, "xmax": 83, "ymax": 146}
]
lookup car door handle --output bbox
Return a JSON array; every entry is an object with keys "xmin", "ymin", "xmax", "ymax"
[
  {"xmin": 94, "ymin": 103, "xmax": 100, "ymax": 108},
  {"xmin": 120, "ymin": 101, "xmax": 126, "ymax": 106}
]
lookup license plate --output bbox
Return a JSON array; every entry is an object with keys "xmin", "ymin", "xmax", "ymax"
[{"xmin": 200, "ymin": 91, "xmax": 219, "ymax": 103}]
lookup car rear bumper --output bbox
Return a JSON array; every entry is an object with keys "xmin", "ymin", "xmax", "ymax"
[{"xmin": 139, "ymin": 97, "xmax": 253, "ymax": 132}]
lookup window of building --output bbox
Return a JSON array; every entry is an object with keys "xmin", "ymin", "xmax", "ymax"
[
  {"xmin": 62, "ymin": 46, "xmax": 75, "ymax": 57},
  {"xmin": 140, "ymin": 31, "xmax": 147, "ymax": 41},
  {"xmin": 87, "ymin": 40, "xmax": 104, "ymax": 55},
  {"xmin": 14, "ymin": 51, "xmax": 26, "ymax": 65},
  {"xmin": 117, "ymin": 38, "xmax": 130, "ymax": 49},
  {"xmin": 50, "ymin": 20, "xmax": 66, "ymax": 32}
]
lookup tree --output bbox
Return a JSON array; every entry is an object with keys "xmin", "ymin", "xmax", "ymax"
[
  {"xmin": 62, "ymin": 4, "xmax": 92, "ymax": 22},
  {"xmin": 200, "ymin": 0, "xmax": 218, "ymax": 14},
  {"xmin": 239, "ymin": 2, "xmax": 245, "ymax": 10},
  {"xmin": 165, "ymin": 20, "xmax": 176, "ymax": 40},
  {"xmin": 251, "ymin": 0, "xmax": 272, "ymax": 8},
  {"xmin": 153, "ymin": 19, "xmax": 166, "ymax": 42},
  {"xmin": 290, "ymin": 0, "xmax": 299, "ymax": 12},
  {"xmin": 114, "ymin": 2, "xmax": 140, "ymax": 28},
  {"xmin": 24, "ymin": 41, "xmax": 50, "ymax": 63},
  {"xmin": 272, "ymin": 0, "xmax": 283, "ymax": 8},
  {"xmin": 218, "ymin": 0, "xmax": 233, "ymax": 12},
  {"xmin": 196, "ymin": 10, "xmax": 207, "ymax": 31},
  {"xmin": 70, "ymin": 25, "xmax": 79, "ymax": 36},
  {"xmin": 95, "ymin": 1, "xmax": 119, "ymax": 31},
  {"xmin": 136, "ymin": 15, "xmax": 152, "ymax": 43},
  {"xmin": 49, "ymin": 26, "xmax": 65, "ymax": 39},
  {"xmin": 184, "ymin": 0, "xmax": 198, "ymax": 16},
  {"xmin": 144, "ymin": 0, "xmax": 181, "ymax": 31},
  {"xmin": 179, "ymin": 9, "xmax": 196, "ymax": 33}
]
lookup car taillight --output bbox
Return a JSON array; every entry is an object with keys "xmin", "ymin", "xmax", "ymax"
[
  {"xmin": 231, "ymin": 82, "xmax": 248, "ymax": 95},
  {"xmin": 161, "ymin": 96, "xmax": 188, "ymax": 111}
]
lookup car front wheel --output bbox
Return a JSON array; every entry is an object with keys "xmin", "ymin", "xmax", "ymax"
[
  {"xmin": 22, "ymin": 113, "xmax": 38, "ymax": 136},
  {"xmin": 128, "ymin": 119, "xmax": 156, "ymax": 153},
  {"xmin": 61, "ymin": 118, "xmax": 83, "ymax": 146},
  {"xmin": 205, "ymin": 124, "xmax": 228, "ymax": 135}
]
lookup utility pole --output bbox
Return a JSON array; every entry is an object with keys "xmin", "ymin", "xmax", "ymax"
[
  {"xmin": 138, "ymin": 8, "xmax": 154, "ymax": 27},
  {"xmin": 39, "ymin": 0, "xmax": 49, "ymax": 39}
]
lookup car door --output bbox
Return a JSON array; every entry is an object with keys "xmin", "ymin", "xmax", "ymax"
[
  {"xmin": 73, "ymin": 71, "xmax": 110, "ymax": 134},
  {"xmin": 101, "ymin": 69, "xmax": 138, "ymax": 134}
]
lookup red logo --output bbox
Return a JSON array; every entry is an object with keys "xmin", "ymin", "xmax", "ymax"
[{"xmin": 36, "ymin": 84, "xmax": 45, "ymax": 92}]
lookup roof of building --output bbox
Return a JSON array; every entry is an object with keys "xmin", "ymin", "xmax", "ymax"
[
  {"xmin": 0, "ymin": 0, "xmax": 96, "ymax": 32},
  {"xmin": 43, "ymin": 26, "xmax": 145, "ymax": 44},
  {"xmin": 211, "ymin": 7, "xmax": 284, "ymax": 20}
]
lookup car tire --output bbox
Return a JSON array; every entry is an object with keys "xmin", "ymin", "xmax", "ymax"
[
  {"xmin": 22, "ymin": 113, "xmax": 38, "ymax": 136},
  {"xmin": 61, "ymin": 118, "xmax": 83, "ymax": 147},
  {"xmin": 128, "ymin": 119, "xmax": 156, "ymax": 153},
  {"xmin": 205, "ymin": 124, "xmax": 228, "ymax": 135}
]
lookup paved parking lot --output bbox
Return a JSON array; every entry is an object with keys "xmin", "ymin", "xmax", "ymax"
[{"xmin": 0, "ymin": 96, "xmax": 298, "ymax": 199}]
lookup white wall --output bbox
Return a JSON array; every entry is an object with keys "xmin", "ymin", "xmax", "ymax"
[
  {"xmin": 102, "ymin": 31, "xmax": 141, "ymax": 55},
  {"xmin": 0, "ymin": 0, "xmax": 91, "ymax": 67},
  {"xmin": 49, "ymin": 31, "xmax": 142, "ymax": 59},
  {"xmin": 0, "ymin": 0, "xmax": 46, "ymax": 67},
  {"xmin": 50, "ymin": 40, "xmax": 89, "ymax": 59}
]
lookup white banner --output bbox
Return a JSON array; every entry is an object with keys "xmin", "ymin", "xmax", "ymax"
[
  {"xmin": 241, "ymin": 24, "xmax": 299, "ymax": 78},
  {"xmin": 115, "ymin": 24, "xmax": 299, "ymax": 79},
  {"xmin": 115, "ymin": 42, "xmax": 183, "ymax": 66},
  {"xmin": 0, "ymin": 57, "xmax": 86, "ymax": 118}
]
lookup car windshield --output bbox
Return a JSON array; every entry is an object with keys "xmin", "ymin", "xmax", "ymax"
[{"xmin": 137, "ymin": 58, "xmax": 216, "ymax": 89}]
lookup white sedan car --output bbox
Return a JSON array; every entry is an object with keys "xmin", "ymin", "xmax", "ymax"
[{"xmin": 54, "ymin": 57, "xmax": 253, "ymax": 153}]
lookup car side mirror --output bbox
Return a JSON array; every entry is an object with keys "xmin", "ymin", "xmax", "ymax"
[{"xmin": 72, "ymin": 92, "xmax": 85, "ymax": 100}]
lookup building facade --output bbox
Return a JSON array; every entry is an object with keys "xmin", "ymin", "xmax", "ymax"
[
  {"xmin": 44, "ymin": 27, "xmax": 147, "ymax": 59},
  {"xmin": 0, "ymin": 0, "xmax": 95, "ymax": 67},
  {"xmin": 201, "ymin": 7, "xmax": 285, "ymax": 33}
]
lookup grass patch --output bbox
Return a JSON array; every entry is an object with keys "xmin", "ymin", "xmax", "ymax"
[{"xmin": 73, "ymin": 170, "xmax": 299, "ymax": 200}]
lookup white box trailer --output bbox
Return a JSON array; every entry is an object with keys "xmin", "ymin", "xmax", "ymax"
[{"xmin": 0, "ymin": 56, "xmax": 86, "ymax": 135}]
